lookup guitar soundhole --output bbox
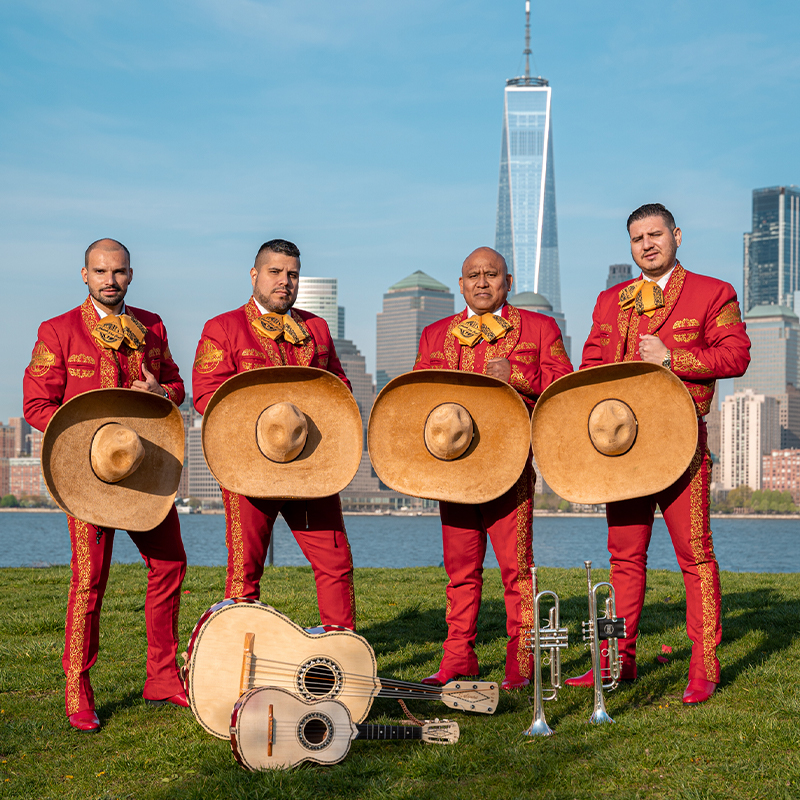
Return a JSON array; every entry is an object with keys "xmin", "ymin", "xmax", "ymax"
[
  {"xmin": 296, "ymin": 657, "xmax": 343, "ymax": 700},
  {"xmin": 297, "ymin": 712, "xmax": 333, "ymax": 751}
]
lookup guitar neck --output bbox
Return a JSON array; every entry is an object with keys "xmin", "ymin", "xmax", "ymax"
[
  {"xmin": 377, "ymin": 678, "xmax": 442, "ymax": 701},
  {"xmin": 355, "ymin": 724, "xmax": 422, "ymax": 741}
]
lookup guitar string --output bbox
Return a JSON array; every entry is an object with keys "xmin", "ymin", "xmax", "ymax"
[
  {"xmin": 244, "ymin": 666, "xmax": 491, "ymax": 702},
  {"xmin": 246, "ymin": 656, "xmax": 491, "ymax": 700}
]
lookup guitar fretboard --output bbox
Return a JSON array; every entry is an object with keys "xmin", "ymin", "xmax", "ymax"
[{"xmin": 355, "ymin": 724, "xmax": 423, "ymax": 741}]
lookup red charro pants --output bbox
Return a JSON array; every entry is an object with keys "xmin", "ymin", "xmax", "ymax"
[
  {"xmin": 221, "ymin": 489, "xmax": 356, "ymax": 630},
  {"xmin": 64, "ymin": 505, "xmax": 186, "ymax": 715},
  {"xmin": 436, "ymin": 460, "xmax": 535, "ymax": 681},
  {"xmin": 605, "ymin": 421, "xmax": 721, "ymax": 682}
]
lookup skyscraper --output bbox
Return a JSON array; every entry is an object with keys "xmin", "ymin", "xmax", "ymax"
[
  {"xmin": 743, "ymin": 185, "xmax": 800, "ymax": 312},
  {"xmin": 733, "ymin": 304, "xmax": 800, "ymax": 448},
  {"xmin": 295, "ymin": 277, "xmax": 339, "ymax": 338},
  {"xmin": 495, "ymin": 1, "xmax": 561, "ymax": 311},
  {"xmin": 375, "ymin": 271, "xmax": 454, "ymax": 392}
]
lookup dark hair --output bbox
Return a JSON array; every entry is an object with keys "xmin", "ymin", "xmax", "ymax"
[
  {"xmin": 626, "ymin": 203, "xmax": 676, "ymax": 233},
  {"xmin": 84, "ymin": 238, "xmax": 130, "ymax": 267},
  {"xmin": 254, "ymin": 239, "xmax": 300, "ymax": 269}
]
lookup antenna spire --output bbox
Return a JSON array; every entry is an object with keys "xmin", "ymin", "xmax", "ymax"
[{"xmin": 524, "ymin": 0, "xmax": 531, "ymax": 79}]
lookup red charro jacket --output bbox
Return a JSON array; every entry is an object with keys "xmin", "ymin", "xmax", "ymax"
[
  {"xmin": 192, "ymin": 298, "xmax": 350, "ymax": 415},
  {"xmin": 581, "ymin": 263, "xmax": 751, "ymax": 415},
  {"xmin": 23, "ymin": 297, "xmax": 184, "ymax": 432},
  {"xmin": 413, "ymin": 304, "xmax": 573, "ymax": 409}
]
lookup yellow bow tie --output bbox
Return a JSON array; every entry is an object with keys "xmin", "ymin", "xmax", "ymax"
[
  {"xmin": 619, "ymin": 279, "xmax": 665, "ymax": 318},
  {"xmin": 251, "ymin": 312, "xmax": 309, "ymax": 345},
  {"xmin": 453, "ymin": 313, "xmax": 512, "ymax": 347},
  {"xmin": 92, "ymin": 314, "xmax": 147, "ymax": 351}
]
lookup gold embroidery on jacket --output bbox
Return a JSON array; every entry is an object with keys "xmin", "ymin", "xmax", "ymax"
[
  {"xmin": 67, "ymin": 354, "xmax": 96, "ymax": 378},
  {"xmin": 672, "ymin": 318, "xmax": 700, "ymax": 329},
  {"xmin": 674, "ymin": 332, "xmax": 700, "ymax": 343},
  {"xmin": 549, "ymin": 340, "xmax": 571, "ymax": 365},
  {"xmin": 672, "ymin": 349, "xmax": 713, "ymax": 375},
  {"xmin": 194, "ymin": 339, "xmax": 224, "ymax": 374},
  {"xmin": 715, "ymin": 301, "xmax": 742, "ymax": 329},
  {"xmin": 28, "ymin": 342, "xmax": 56, "ymax": 377}
]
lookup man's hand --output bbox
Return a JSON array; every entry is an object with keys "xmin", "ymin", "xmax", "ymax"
[
  {"xmin": 638, "ymin": 334, "xmax": 669, "ymax": 364},
  {"xmin": 131, "ymin": 363, "xmax": 164, "ymax": 395},
  {"xmin": 486, "ymin": 357, "xmax": 511, "ymax": 383}
]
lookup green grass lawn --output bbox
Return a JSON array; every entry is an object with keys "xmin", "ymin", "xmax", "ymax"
[{"xmin": 1, "ymin": 564, "xmax": 798, "ymax": 800}]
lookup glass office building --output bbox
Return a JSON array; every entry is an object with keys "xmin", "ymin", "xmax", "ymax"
[
  {"xmin": 744, "ymin": 186, "xmax": 800, "ymax": 312},
  {"xmin": 495, "ymin": 78, "xmax": 561, "ymax": 312}
]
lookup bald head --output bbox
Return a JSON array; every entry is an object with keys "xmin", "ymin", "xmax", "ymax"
[
  {"xmin": 85, "ymin": 238, "xmax": 130, "ymax": 268},
  {"xmin": 459, "ymin": 247, "xmax": 513, "ymax": 315}
]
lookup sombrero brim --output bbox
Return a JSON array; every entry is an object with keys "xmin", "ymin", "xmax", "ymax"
[
  {"xmin": 531, "ymin": 362, "xmax": 698, "ymax": 504},
  {"xmin": 368, "ymin": 369, "xmax": 531, "ymax": 504},
  {"xmin": 41, "ymin": 389, "xmax": 184, "ymax": 531},
  {"xmin": 202, "ymin": 367, "xmax": 362, "ymax": 499}
]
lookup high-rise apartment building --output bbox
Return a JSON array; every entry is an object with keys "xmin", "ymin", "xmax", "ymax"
[
  {"xmin": 606, "ymin": 264, "xmax": 633, "ymax": 290},
  {"xmin": 495, "ymin": 1, "xmax": 561, "ymax": 310},
  {"xmin": 295, "ymin": 277, "xmax": 339, "ymax": 338},
  {"xmin": 720, "ymin": 390, "xmax": 780, "ymax": 490},
  {"xmin": 743, "ymin": 186, "xmax": 800, "ymax": 312},
  {"xmin": 375, "ymin": 271, "xmax": 454, "ymax": 392},
  {"xmin": 734, "ymin": 304, "xmax": 800, "ymax": 448}
]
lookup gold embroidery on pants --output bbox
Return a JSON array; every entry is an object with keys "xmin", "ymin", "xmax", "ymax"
[
  {"xmin": 688, "ymin": 445, "xmax": 719, "ymax": 679},
  {"xmin": 515, "ymin": 462, "xmax": 534, "ymax": 678},
  {"xmin": 66, "ymin": 518, "xmax": 92, "ymax": 714},
  {"xmin": 225, "ymin": 491, "xmax": 245, "ymax": 598}
]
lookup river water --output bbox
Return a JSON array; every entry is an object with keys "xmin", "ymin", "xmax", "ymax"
[{"xmin": 1, "ymin": 512, "xmax": 798, "ymax": 573}]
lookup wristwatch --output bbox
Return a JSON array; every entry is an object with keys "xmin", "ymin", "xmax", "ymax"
[{"xmin": 661, "ymin": 351, "xmax": 672, "ymax": 370}]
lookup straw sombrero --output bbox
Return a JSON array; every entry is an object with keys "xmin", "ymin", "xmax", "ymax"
[
  {"xmin": 41, "ymin": 389, "xmax": 184, "ymax": 531},
  {"xmin": 530, "ymin": 362, "xmax": 698, "ymax": 504},
  {"xmin": 201, "ymin": 366, "xmax": 362, "ymax": 499},
  {"xmin": 368, "ymin": 369, "xmax": 531, "ymax": 504}
]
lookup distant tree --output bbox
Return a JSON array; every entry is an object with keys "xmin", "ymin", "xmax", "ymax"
[
  {"xmin": 727, "ymin": 485, "xmax": 753, "ymax": 511},
  {"xmin": 558, "ymin": 499, "xmax": 571, "ymax": 512},
  {"xmin": 0, "ymin": 494, "xmax": 19, "ymax": 508},
  {"xmin": 187, "ymin": 497, "xmax": 201, "ymax": 509}
]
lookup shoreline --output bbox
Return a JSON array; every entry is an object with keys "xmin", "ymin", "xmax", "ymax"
[{"xmin": 1, "ymin": 508, "xmax": 799, "ymax": 521}]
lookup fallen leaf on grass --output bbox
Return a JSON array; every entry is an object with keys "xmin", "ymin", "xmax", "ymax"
[{"xmin": 661, "ymin": 645, "xmax": 672, "ymax": 653}]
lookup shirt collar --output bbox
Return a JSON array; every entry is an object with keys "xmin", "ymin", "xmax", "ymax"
[
  {"xmin": 90, "ymin": 298, "xmax": 126, "ymax": 318},
  {"xmin": 465, "ymin": 301, "xmax": 506, "ymax": 319},
  {"xmin": 638, "ymin": 264, "xmax": 676, "ymax": 291}
]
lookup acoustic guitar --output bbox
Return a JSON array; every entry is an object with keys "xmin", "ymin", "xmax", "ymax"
[
  {"xmin": 230, "ymin": 686, "xmax": 459, "ymax": 770},
  {"xmin": 184, "ymin": 599, "xmax": 499, "ymax": 739}
]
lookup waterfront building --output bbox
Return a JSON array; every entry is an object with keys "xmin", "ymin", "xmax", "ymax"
[
  {"xmin": 743, "ymin": 186, "xmax": 800, "ymax": 312},
  {"xmin": 177, "ymin": 398, "xmax": 197, "ymax": 499},
  {"xmin": 187, "ymin": 421, "xmax": 222, "ymax": 504},
  {"xmin": 510, "ymin": 291, "xmax": 571, "ymax": 361},
  {"xmin": 334, "ymin": 337, "xmax": 381, "ymax": 495},
  {"xmin": 720, "ymin": 390, "xmax": 780, "ymax": 490},
  {"xmin": 8, "ymin": 457, "xmax": 47, "ymax": 498},
  {"xmin": 606, "ymin": 264, "xmax": 633, "ymax": 290},
  {"xmin": 495, "ymin": 1, "xmax": 561, "ymax": 310},
  {"xmin": 375, "ymin": 271, "xmax": 453, "ymax": 392},
  {"xmin": 27, "ymin": 430, "xmax": 43, "ymax": 459},
  {"xmin": 0, "ymin": 426, "xmax": 15, "ymax": 459},
  {"xmin": 762, "ymin": 449, "xmax": 800, "ymax": 505},
  {"xmin": 295, "ymin": 277, "xmax": 339, "ymax": 338},
  {"xmin": 734, "ymin": 304, "xmax": 800, "ymax": 448},
  {"xmin": 7, "ymin": 417, "xmax": 30, "ymax": 457}
]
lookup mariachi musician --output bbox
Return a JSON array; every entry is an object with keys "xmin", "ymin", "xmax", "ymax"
[
  {"xmin": 564, "ymin": 203, "xmax": 751, "ymax": 704},
  {"xmin": 23, "ymin": 238, "xmax": 188, "ymax": 732},
  {"xmin": 412, "ymin": 246, "xmax": 573, "ymax": 690},
  {"xmin": 192, "ymin": 239, "xmax": 356, "ymax": 629}
]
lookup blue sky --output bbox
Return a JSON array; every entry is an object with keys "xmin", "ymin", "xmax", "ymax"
[{"xmin": 1, "ymin": 0, "xmax": 799, "ymax": 421}]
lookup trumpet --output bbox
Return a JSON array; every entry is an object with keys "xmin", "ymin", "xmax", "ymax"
[
  {"xmin": 523, "ymin": 566, "xmax": 569, "ymax": 737},
  {"xmin": 581, "ymin": 560, "xmax": 627, "ymax": 725}
]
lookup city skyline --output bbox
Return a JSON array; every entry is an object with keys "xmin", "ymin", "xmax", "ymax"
[{"xmin": 2, "ymin": 2, "xmax": 799, "ymax": 420}]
